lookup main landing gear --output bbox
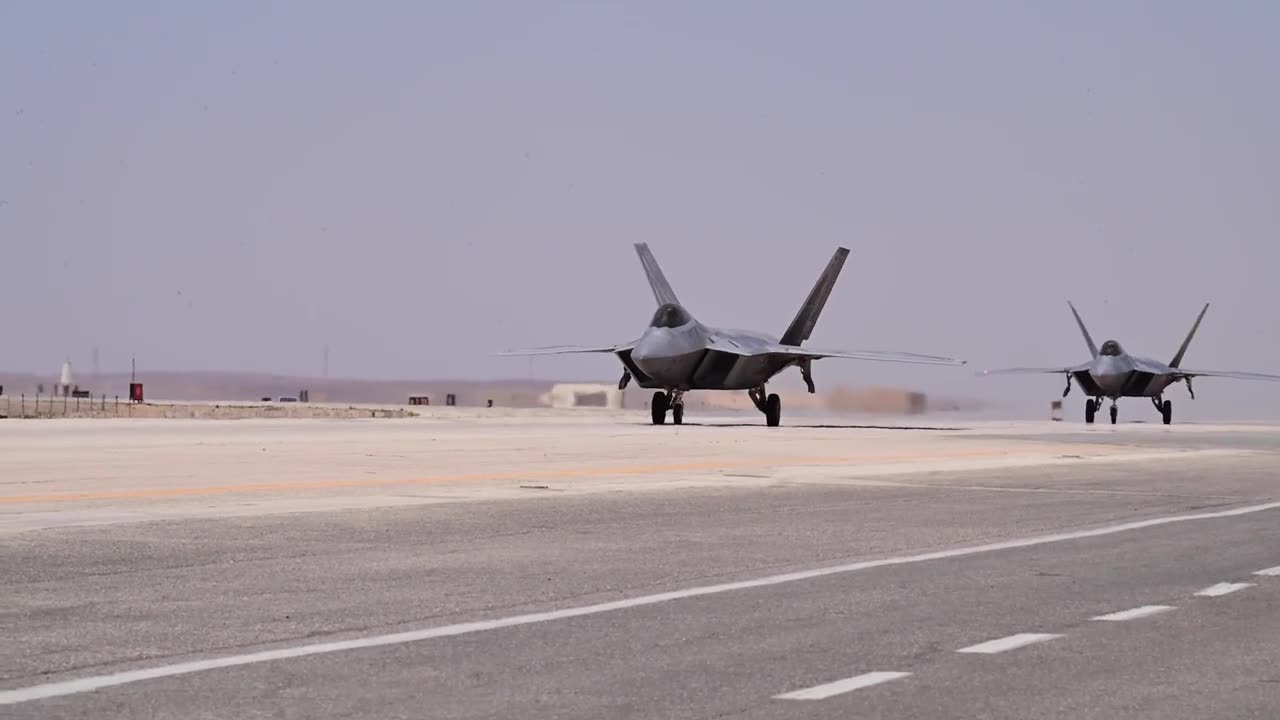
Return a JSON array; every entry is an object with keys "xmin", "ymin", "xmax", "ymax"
[
  {"xmin": 1086, "ymin": 398, "xmax": 1174, "ymax": 425},
  {"xmin": 749, "ymin": 386, "xmax": 782, "ymax": 427},
  {"xmin": 650, "ymin": 390, "xmax": 686, "ymax": 425},
  {"xmin": 1084, "ymin": 398, "xmax": 1118, "ymax": 425},
  {"xmin": 1152, "ymin": 397, "xmax": 1173, "ymax": 425}
]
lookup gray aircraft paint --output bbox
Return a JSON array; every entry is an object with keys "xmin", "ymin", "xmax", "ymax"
[
  {"xmin": 982, "ymin": 302, "xmax": 1280, "ymax": 424},
  {"xmin": 499, "ymin": 244, "xmax": 964, "ymax": 425}
]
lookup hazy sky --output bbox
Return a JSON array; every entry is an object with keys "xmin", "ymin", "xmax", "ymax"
[{"xmin": 3, "ymin": 1, "xmax": 1279, "ymax": 417}]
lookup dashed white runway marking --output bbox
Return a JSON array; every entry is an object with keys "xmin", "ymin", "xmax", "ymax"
[
  {"xmin": 4, "ymin": 499, "xmax": 1280, "ymax": 707},
  {"xmin": 1091, "ymin": 605, "xmax": 1175, "ymax": 622},
  {"xmin": 774, "ymin": 671, "xmax": 911, "ymax": 700},
  {"xmin": 1195, "ymin": 582, "xmax": 1254, "ymax": 597},
  {"xmin": 957, "ymin": 633, "xmax": 1062, "ymax": 654},
  {"xmin": 1254, "ymin": 565, "xmax": 1280, "ymax": 577}
]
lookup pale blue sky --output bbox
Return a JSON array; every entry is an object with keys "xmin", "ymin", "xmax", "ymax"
[{"xmin": 3, "ymin": 2, "xmax": 1279, "ymax": 417}]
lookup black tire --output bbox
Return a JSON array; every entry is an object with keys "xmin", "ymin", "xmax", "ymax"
[
  {"xmin": 672, "ymin": 402, "xmax": 684, "ymax": 425},
  {"xmin": 1110, "ymin": 405, "xmax": 1118, "ymax": 425},
  {"xmin": 1085, "ymin": 399, "xmax": 1096, "ymax": 424},
  {"xmin": 651, "ymin": 391, "xmax": 668, "ymax": 425},
  {"xmin": 1162, "ymin": 399, "xmax": 1172, "ymax": 425},
  {"xmin": 765, "ymin": 393, "xmax": 781, "ymax": 427}
]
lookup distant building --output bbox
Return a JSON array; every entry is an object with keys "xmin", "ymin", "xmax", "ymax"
[
  {"xmin": 57, "ymin": 358, "xmax": 74, "ymax": 396},
  {"xmin": 542, "ymin": 383, "xmax": 624, "ymax": 409}
]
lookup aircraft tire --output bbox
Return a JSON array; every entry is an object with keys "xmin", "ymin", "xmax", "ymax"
[
  {"xmin": 765, "ymin": 393, "xmax": 781, "ymax": 427},
  {"xmin": 1085, "ymin": 399, "xmax": 1096, "ymax": 424},
  {"xmin": 651, "ymin": 391, "xmax": 668, "ymax": 425},
  {"xmin": 672, "ymin": 402, "xmax": 684, "ymax": 425},
  {"xmin": 1110, "ymin": 405, "xmax": 1118, "ymax": 425},
  {"xmin": 1162, "ymin": 400, "xmax": 1172, "ymax": 425}
]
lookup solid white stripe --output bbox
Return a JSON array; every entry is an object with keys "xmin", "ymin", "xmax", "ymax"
[
  {"xmin": 1253, "ymin": 565, "xmax": 1280, "ymax": 576},
  {"xmin": 1195, "ymin": 582, "xmax": 1254, "ymax": 597},
  {"xmin": 4, "ymin": 499, "xmax": 1280, "ymax": 706},
  {"xmin": 957, "ymin": 633, "xmax": 1062, "ymax": 654},
  {"xmin": 774, "ymin": 671, "xmax": 911, "ymax": 700},
  {"xmin": 1091, "ymin": 605, "xmax": 1175, "ymax": 622}
]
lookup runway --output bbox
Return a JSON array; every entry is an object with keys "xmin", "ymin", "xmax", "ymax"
[{"xmin": 3, "ymin": 413, "xmax": 1279, "ymax": 718}]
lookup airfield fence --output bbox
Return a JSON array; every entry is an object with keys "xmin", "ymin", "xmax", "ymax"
[
  {"xmin": 0, "ymin": 395, "xmax": 417, "ymax": 420},
  {"xmin": 0, "ymin": 393, "xmax": 123, "ymax": 419}
]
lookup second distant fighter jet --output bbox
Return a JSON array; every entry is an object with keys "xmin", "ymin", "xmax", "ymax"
[
  {"xmin": 983, "ymin": 302, "xmax": 1280, "ymax": 424},
  {"xmin": 500, "ymin": 244, "xmax": 965, "ymax": 427}
]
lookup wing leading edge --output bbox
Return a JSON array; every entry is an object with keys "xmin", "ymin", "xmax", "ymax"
[
  {"xmin": 980, "ymin": 365, "xmax": 1087, "ymax": 376},
  {"xmin": 1173, "ymin": 369, "xmax": 1280, "ymax": 382},
  {"xmin": 768, "ymin": 345, "xmax": 966, "ymax": 367},
  {"xmin": 495, "ymin": 344, "xmax": 631, "ymax": 356}
]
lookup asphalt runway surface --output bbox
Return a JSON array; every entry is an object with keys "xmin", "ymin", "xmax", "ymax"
[{"xmin": 3, "ymin": 413, "xmax": 1279, "ymax": 718}]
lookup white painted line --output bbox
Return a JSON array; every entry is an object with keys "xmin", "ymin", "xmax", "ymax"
[
  {"xmin": 1091, "ymin": 605, "xmax": 1175, "ymax": 622},
  {"xmin": 957, "ymin": 633, "xmax": 1062, "ymax": 654},
  {"xmin": 1254, "ymin": 565, "xmax": 1280, "ymax": 576},
  {"xmin": 1195, "ymin": 582, "xmax": 1255, "ymax": 597},
  {"xmin": 4, "ymin": 499, "xmax": 1280, "ymax": 707},
  {"xmin": 774, "ymin": 671, "xmax": 911, "ymax": 700}
]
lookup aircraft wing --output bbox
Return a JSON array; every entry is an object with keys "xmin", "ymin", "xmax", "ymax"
[
  {"xmin": 495, "ymin": 344, "xmax": 629, "ymax": 356},
  {"xmin": 768, "ymin": 345, "xmax": 966, "ymax": 367},
  {"xmin": 1172, "ymin": 369, "xmax": 1280, "ymax": 382},
  {"xmin": 980, "ymin": 362, "xmax": 1092, "ymax": 376}
]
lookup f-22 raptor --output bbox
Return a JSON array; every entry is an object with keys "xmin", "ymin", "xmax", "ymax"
[
  {"xmin": 500, "ymin": 244, "xmax": 965, "ymax": 427},
  {"xmin": 983, "ymin": 302, "xmax": 1280, "ymax": 425}
]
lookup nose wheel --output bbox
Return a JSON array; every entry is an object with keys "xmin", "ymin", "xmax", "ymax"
[
  {"xmin": 1109, "ymin": 403, "xmax": 1118, "ymax": 425},
  {"xmin": 651, "ymin": 391, "xmax": 668, "ymax": 425},
  {"xmin": 1085, "ymin": 399, "xmax": 1096, "ymax": 424}
]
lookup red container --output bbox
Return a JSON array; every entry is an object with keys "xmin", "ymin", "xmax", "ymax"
[{"xmin": 129, "ymin": 383, "xmax": 144, "ymax": 403}]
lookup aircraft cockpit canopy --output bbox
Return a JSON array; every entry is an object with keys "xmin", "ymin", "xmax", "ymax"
[
  {"xmin": 650, "ymin": 303, "xmax": 692, "ymax": 328},
  {"xmin": 1099, "ymin": 340, "xmax": 1124, "ymax": 356}
]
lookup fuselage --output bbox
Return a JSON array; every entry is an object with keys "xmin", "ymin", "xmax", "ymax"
[
  {"xmin": 621, "ymin": 304, "xmax": 795, "ymax": 391},
  {"xmin": 1074, "ymin": 340, "xmax": 1180, "ymax": 399}
]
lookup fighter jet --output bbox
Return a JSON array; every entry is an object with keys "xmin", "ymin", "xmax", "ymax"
[
  {"xmin": 499, "ymin": 244, "xmax": 965, "ymax": 426},
  {"xmin": 982, "ymin": 302, "xmax": 1280, "ymax": 425}
]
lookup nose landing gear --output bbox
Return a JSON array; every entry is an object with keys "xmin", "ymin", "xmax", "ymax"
[
  {"xmin": 1084, "ymin": 398, "xmax": 1118, "ymax": 424},
  {"xmin": 651, "ymin": 390, "xmax": 686, "ymax": 425}
]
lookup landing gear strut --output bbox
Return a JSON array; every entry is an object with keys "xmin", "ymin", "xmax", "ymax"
[
  {"xmin": 749, "ymin": 386, "xmax": 782, "ymax": 427},
  {"xmin": 800, "ymin": 359, "xmax": 816, "ymax": 394},
  {"xmin": 1153, "ymin": 396, "xmax": 1173, "ymax": 425}
]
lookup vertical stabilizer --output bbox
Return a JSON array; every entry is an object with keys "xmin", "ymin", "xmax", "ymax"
[
  {"xmin": 1170, "ymin": 303, "xmax": 1210, "ymax": 368},
  {"xmin": 1068, "ymin": 301, "xmax": 1099, "ymax": 358},
  {"xmin": 633, "ymin": 243, "xmax": 681, "ymax": 307},
  {"xmin": 781, "ymin": 247, "xmax": 849, "ymax": 346}
]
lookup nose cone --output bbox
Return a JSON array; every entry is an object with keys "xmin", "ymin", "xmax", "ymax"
[
  {"xmin": 631, "ymin": 329, "xmax": 673, "ymax": 363},
  {"xmin": 630, "ymin": 327, "xmax": 703, "ymax": 384},
  {"xmin": 1093, "ymin": 355, "xmax": 1132, "ymax": 378}
]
